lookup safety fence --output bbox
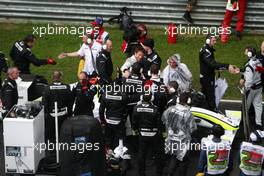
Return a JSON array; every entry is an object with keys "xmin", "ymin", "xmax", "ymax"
[{"xmin": 0, "ymin": 0, "xmax": 264, "ymax": 33}]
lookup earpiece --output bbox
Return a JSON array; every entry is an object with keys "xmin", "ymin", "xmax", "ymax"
[
  {"xmin": 140, "ymin": 68, "xmax": 143, "ymax": 73},
  {"xmin": 151, "ymin": 94, "xmax": 154, "ymax": 102},
  {"xmin": 206, "ymin": 38, "xmax": 211, "ymax": 45},
  {"xmin": 247, "ymin": 51, "xmax": 253, "ymax": 58},
  {"xmin": 87, "ymin": 38, "xmax": 92, "ymax": 45},
  {"xmin": 169, "ymin": 87, "xmax": 176, "ymax": 93},
  {"xmin": 176, "ymin": 97, "xmax": 180, "ymax": 104},
  {"xmin": 148, "ymin": 70, "xmax": 161, "ymax": 76},
  {"xmin": 148, "ymin": 70, "xmax": 151, "ymax": 77},
  {"xmin": 102, "ymin": 44, "xmax": 107, "ymax": 50},
  {"xmin": 187, "ymin": 97, "xmax": 191, "ymax": 104},
  {"xmin": 140, "ymin": 93, "xmax": 154, "ymax": 102}
]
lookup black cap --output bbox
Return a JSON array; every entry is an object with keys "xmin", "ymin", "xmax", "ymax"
[{"xmin": 142, "ymin": 39, "xmax": 154, "ymax": 49}]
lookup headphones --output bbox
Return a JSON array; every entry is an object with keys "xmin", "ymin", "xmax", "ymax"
[
  {"xmin": 250, "ymin": 130, "xmax": 263, "ymax": 143},
  {"xmin": 102, "ymin": 44, "xmax": 107, "ymax": 50},
  {"xmin": 169, "ymin": 87, "xmax": 176, "ymax": 93},
  {"xmin": 247, "ymin": 47, "xmax": 257, "ymax": 58},
  {"xmin": 141, "ymin": 30, "xmax": 147, "ymax": 36},
  {"xmin": 86, "ymin": 31, "xmax": 94, "ymax": 45},
  {"xmin": 148, "ymin": 70, "xmax": 161, "ymax": 77},
  {"xmin": 247, "ymin": 51, "xmax": 253, "ymax": 58},
  {"xmin": 187, "ymin": 97, "xmax": 191, "ymax": 104},
  {"xmin": 176, "ymin": 92, "xmax": 192, "ymax": 105},
  {"xmin": 205, "ymin": 38, "xmax": 211, "ymax": 45},
  {"xmin": 205, "ymin": 34, "xmax": 215, "ymax": 45},
  {"xmin": 176, "ymin": 97, "xmax": 180, "ymax": 104},
  {"xmin": 176, "ymin": 97, "xmax": 191, "ymax": 104},
  {"xmin": 140, "ymin": 93, "xmax": 155, "ymax": 102},
  {"xmin": 87, "ymin": 38, "xmax": 92, "ymax": 45}
]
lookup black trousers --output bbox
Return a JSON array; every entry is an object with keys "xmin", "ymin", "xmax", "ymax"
[
  {"xmin": 138, "ymin": 135, "xmax": 162, "ymax": 176},
  {"xmin": 200, "ymin": 78, "xmax": 216, "ymax": 112},
  {"xmin": 45, "ymin": 114, "xmax": 67, "ymax": 143},
  {"xmin": 126, "ymin": 105, "xmax": 139, "ymax": 153},
  {"xmin": 105, "ymin": 121, "xmax": 126, "ymax": 149},
  {"xmin": 167, "ymin": 152, "xmax": 190, "ymax": 176}
]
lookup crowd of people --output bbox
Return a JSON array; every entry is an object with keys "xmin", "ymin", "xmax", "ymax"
[{"xmin": 1, "ymin": 13, "xmax": 264, "ymax": 176}]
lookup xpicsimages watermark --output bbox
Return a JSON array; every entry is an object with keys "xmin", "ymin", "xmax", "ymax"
[
  {"xmin": 32, "ymin": 23, "xmax": 99, "ymax": 37},
  {"xmin": 165, "ymin": 24, "xmax": 231, "ymax": 37},
  {"xmin": 32, "ymin": 23, "xmax": 231, "ymax": 38},
  {"xmin": 34, "ymin": 141, "xmax": 100, "ymax": 154},
  {"xmin": 165, "ymin": 141, "xmax": 231, "ymax": 152},
  {"xmin": 101, "ymin": 82, "xmax": 166, "ymax": 95}
]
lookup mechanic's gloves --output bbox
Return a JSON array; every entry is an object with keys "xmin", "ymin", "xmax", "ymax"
[
  {"xmin": 89, "ymin": 77, "xmax": 98, "ymax": 85},
  {"xmin": 47, "ymin": 58, "xmax": 57, "ymax": 65},
  {"xmin": 256, "ymin": 66, "xmax": 264, "ymax": 73}
]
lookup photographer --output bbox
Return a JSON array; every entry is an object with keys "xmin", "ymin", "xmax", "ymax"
[{"xmin": 122, "ymin": 24, "xmax": 148, "ymax": 58}]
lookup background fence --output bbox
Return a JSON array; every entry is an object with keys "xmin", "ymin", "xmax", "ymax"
[{"xmin": 0, "ymin": 0, "xmax": 264, "ymax": 33}]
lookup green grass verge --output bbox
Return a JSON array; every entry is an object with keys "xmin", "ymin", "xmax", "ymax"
[{"xmin": 0, "ymin": 22, "xmax": 264, "ymax": 99}]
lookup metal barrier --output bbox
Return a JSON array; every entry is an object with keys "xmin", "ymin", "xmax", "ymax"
[{"xmin": 0, "ymin": 0, "xmax": 263, "ymax": 33}]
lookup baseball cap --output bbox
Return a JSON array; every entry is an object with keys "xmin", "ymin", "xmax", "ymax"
[{"xmin": 90, "ymin": 17, "xmax": 103, "ymax": 26}]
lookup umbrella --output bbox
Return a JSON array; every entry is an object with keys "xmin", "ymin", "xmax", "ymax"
[{"xmin": 215, "ymin": 77, "xmax": 228, "ymax": 108}]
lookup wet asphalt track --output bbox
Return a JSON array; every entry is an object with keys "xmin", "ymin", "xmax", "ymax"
[{"xmin": 0, "ymin": 101, "xmax": 249, "ymax": 176}]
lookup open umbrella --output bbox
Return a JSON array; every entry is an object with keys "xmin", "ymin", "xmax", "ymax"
[{"xmin": 215, "ymin": 77, "xmax": 228, "ymax": 108}]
